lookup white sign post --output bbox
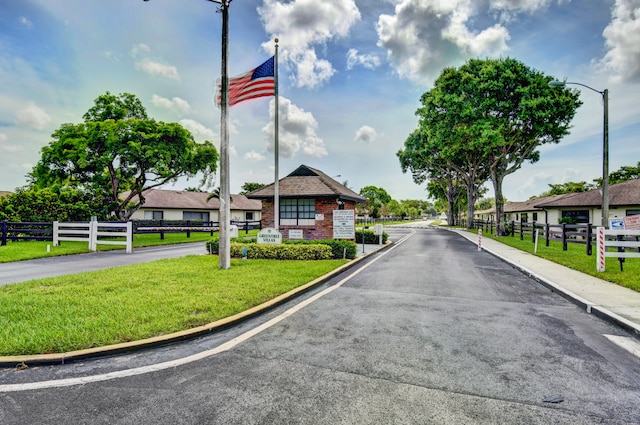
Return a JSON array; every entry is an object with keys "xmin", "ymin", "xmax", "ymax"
[{"xmin": 333, "ymin": 210, "xmax": 355, "ymax": 239}]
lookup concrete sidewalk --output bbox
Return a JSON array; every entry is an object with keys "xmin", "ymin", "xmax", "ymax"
[{"xmin": 452, "ymin": 229, "xmax": 640, "ymax": 336}]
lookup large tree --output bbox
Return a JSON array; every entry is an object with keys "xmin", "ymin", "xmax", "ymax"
[
  {"xmin": 29, "ymin": 92, "xmax": 219, "ymax": 220},
  {"xmin": 407, "ymin": 58, "xmax": 581, "ymax": 235},
  {"xmin": 359, "ymin": 185, "xmax": 392, "ymax": 218}
]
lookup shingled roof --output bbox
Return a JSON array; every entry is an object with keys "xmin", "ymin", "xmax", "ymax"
[
  {"xmin": 246, "ymin": 164, "xmax": 367, "ymax": 203},
  {"xmin": 533, "ymin": 178, "xmax": 640, "ymax": 208},
  {"xmin": 127, "ymin": 189, "xmax": 261, "ymax": 211}
]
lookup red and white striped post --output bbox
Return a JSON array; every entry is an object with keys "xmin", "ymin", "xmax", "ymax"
[
  {"xmin": 478, "ymin": 228, "xmax": 482, "ymax": 251},
  {"xmin": 596, "ymin": 226, "xmax": 606, "ymax": 272}
]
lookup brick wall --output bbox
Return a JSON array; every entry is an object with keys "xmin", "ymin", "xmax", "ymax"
[{"xmin": 260, "ymin": 197, "xmax": 357, "ymax": 240}]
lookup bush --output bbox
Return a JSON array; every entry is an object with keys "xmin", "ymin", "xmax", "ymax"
[
  {"xmin": 207, "ymin": 236, "xmax": 357, "ymax": 259},
  {"xmin": 355, "ymin": 229, "xmax": 388, "ymax": 244},
  {"xmin": 231, "ymin": 243, "xmax": 332, "ymax": 260},
  {"xmin": 285, "ymin": 239, "xmax": 357, "ymax": 259}
]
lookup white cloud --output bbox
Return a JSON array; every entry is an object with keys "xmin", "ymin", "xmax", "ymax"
[
  {"xmin": 135, "ymin": 59, "xmax": 180, "ymax": 81},
  {"xmin": 354, "ymin": 125, "xmax": 378, "ymax": 143},
  {"xmin": 130, "ymin": 43, "xmax": 151, "ymax": 58},
  {"xmin": 151, "ymin": 94, "xmax": 191, "ymax": 115},
  {"xmin": 258, "ymin": 0, "xmax": 361, "ymax": 88},
  {"xmin": 244, "ymin": 150, "xmax": 266, "ymax": 162},
  {"xmin": 346, "ymin": 49, "xmax": 381, "ymax": 70},
  {"xmin": 262, "ymin": 97, "xmax": 327, "ymax": 158},
  {"xmin": 376, "ymin": 0, "xmax": 511, "ymax": 83},
  {"xmin": 14, "ymin": 102, "xmax": 51, "ymax": 130},
  {"xmin": 19, "ymin": 17, "xmax": 33, "ymax": 29},
  {"xmin": 598, "ymin": 0, "xmax": 640, "ymax": 82},
  {"xmin": 179, "ymin": 119, "xmax": 217, "ymax": 143}
]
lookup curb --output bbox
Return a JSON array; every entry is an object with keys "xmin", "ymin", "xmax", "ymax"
[
  {"xmin": 451, "ymin": 229, "xmax": 640, "ymax": 337},
  {"xmin": 0, "ymin": 243, "xmax": 393, "ymax": 368}
]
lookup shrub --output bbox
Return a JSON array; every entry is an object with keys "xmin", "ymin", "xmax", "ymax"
[
  {"xmin": 355, "ymin": 229, "xmax": 388, "ymax": 244},
  {"xmin": 285, "ymin": 239, "xmax": 357, "ymax": 259},
  {"xmin": 231, "ymin": 243, "xmax": 332, "ymax": 260}
]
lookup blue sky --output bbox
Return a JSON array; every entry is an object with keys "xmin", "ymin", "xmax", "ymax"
[{"xmin": 1, "ymin": 0, "xmax": 639, "ymax": 202}]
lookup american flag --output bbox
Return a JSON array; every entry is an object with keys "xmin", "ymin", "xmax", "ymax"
[{"xmin": 216, "ymin": 56, "xmax": 275, "ymax": 107}]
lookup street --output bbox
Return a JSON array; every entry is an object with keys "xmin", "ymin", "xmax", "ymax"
[{"xmin": 1, "ymin": 228, "xmax": 639, "ymax": 424}]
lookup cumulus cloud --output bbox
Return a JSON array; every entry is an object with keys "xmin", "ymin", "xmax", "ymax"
[
  {"xmin": 130, "ymin": 43, "xmax": 151, "ymax": 58},
  {"xmin": 135, "ymin": 59, "xmax": 180, "ymax": 81},
  {"xmin": 19, "ymin": 17, "xmax": 33, "ymax": 29},
  {"xmin": 376, "ymin": 0, "xmax": 512, "ymax": 84},
  {"xmin": 14, "ymin": 102, "xmax": 51, "ymax": 130},
  {"xmin": 262, "ymin": 97, "xmax": 327, "ymax": 158},
  {"xmin": 244, "ymin": 150, "xmax": 266, "ymax": 162},
  {"xmin": 258, "ymin": 0, "xmax": 361, "ymax": 88},
  {"xmin": 179, "ymin": 119, "xmax": 216, "ymax": 143},
  {"xmin": 354, "ymin": 126, "xmax": 378, "ymax": 143},
  {"xmin": 346, "ymin": 49, "xmax": 381, "ymax": 70},
  {"xmin": 151, "ymin": 94, "xmax": 191, "ymax": 115},
  {"xmin": 597, "ymin": 0, "xmax": 640, "ymax": 82}
]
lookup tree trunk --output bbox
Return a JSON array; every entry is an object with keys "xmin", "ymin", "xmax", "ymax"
[
  {"xmin": 491, "ymin": 172, "xmax": 507, "ymax": 236},
  {"xmin": 446, "ymin": 180, "xmax": 456, "ymax": 226},
  {"xmin": 466, "ymin": 183, "xmax": 476, "ymax": 230}
]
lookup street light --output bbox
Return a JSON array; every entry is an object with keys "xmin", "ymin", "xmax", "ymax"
[
  {"xmin": 549, "ymin": 80, "xmax": 609, "ymax": 227},
  {"xmin": 143, "ymin": 0, "xmax": 233, "ymax": 269}
]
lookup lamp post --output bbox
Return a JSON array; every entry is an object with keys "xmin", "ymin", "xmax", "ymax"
[
  {"xmin": 549, "ymin": 80, "xmax": 609, "ymax": 227},
  {"xmin": 143, "ymin": 0, "xmax": 233, "ymax": 268}
]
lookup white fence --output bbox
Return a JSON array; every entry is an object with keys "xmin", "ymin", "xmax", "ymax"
[
  {"xmin": 596, "ymin": 227, "xmax": 640, "ymax": 272},
  {"xmin": 53, "ymin": 221, "xmax": 132, "ymax": 254}
]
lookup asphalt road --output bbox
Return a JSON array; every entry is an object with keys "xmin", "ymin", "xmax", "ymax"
[{"xmin": 2, "ymin": 228, "xmax": 640, "ymax": 424}]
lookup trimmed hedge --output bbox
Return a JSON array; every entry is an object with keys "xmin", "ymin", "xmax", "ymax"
[
  {"xmin": 230, "ymin": 243, "xmax": 332, "ymax": 260},
  {"xmin": 355, "ymin": 229, "xmax": 388, "ymax": 244},
  {"xmin": 206, "ymin": 236, "xmax": 358, "ymax": 260}
]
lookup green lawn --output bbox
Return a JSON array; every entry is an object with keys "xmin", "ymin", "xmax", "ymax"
[
  {"xmin": 469, "ymin": 229, "xmax": 640, "ymax": 292},
  {"xmin": 0, "ymin": 256, "xmax": 347, "ymax": 356}
]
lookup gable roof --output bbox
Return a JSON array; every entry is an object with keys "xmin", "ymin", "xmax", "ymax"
[
  {"xmin": 246, "ymin": 164, "xmax": 367, "ymax": 203},
  {"xmin": 533, "ymin": 178, "xmax": 640, "ymax": 208},
  {"xmin": 475, "ymin": 194, "xmax": 570, "ymax": 215},
  {"xmin": 127, "ymin": 189, "xmax": 262, "ymax": 211}
]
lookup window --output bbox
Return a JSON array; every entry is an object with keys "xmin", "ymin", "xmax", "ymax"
[
  {"xmin": 532, "ymin": 212, "xmax": 538, "ymax": 221},
  {"xmin": 560, "ymin": 210, "xmax": 589, "ymax": 224},
  {"xmin": 144, "ymin": 210, "xmax": 163, "ymax": 220},
  {"xmin": 627, "ymin": 210, "xmax": 640, "ymax": 216},
  {"xmin": 245, "ymin": 211, "xmax": 254, "ymax": 221},
  {"xmin": 183, "ymin": 211, "xmax": 210, "ymax": 222},
  {"xmin": 280, "ymin": 199, "xmax": 315, "ymax": 226}
]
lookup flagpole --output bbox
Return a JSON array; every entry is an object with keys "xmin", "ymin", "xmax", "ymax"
[{"xmin": 274, "ymin": 38, "xmax": 280, "ymax": 231}]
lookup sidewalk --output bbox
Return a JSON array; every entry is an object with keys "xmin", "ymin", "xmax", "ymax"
[{"xmin": 451, "ymin": 229, "xmax": 640, "ymax": 336}]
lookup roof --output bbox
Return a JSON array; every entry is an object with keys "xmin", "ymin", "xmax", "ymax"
[
  {"xmin": 0, "ymin": 191, "xmax": 12, "ymax": 198},
  {"xmin": 475, "ymin": 194, "xmax": 569, "ymax": 215},
  {"xmin": 126, "ymin": 189, "xmax": 262, "ymax": 211},
  {"xmin": 534, "ymin": 178, "xmax": 640, "ymax": 208},
  {"xmin": 246, "ymin": 164, "xmax": 367, "ymax": 203}
]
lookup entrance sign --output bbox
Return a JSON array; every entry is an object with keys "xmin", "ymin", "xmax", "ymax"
[
  {"xmin": 257, "ymin": 228, "xmax": 282, "ymax": 244},
  {"xmin": 333, "ymin": 209, "xmax": 355, "ymax": 239},
  {"xmin": 624, "ymin": 215, "xmax": 640, "ymax": 230},
  {"xmin": 289, "ymin": 229, "xmax": 303, "ymax": 240}
]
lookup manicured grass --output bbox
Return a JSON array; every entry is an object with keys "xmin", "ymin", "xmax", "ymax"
[
  {"xmin": 0, "ymin": 256, "xmax": 348, "ymax": 356},
  {"xmin": 0, "ymin": 231, "xmax": 260, "ymax": 263},
  {"xmin": 469, "ymin": 229, "xmax": 640, "ymax": 292}
]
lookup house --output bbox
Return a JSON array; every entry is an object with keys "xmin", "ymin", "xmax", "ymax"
[
  {"xmin": 246, "ymin": 164, "xmax": 367, "ymax": 240},
  {"xmin": 127, "ymin": 189, "xmax": 262, "ymax": 223},
  {"xmin": 474, "ymin": 179, "xmax": 640, "ymax": 224}
]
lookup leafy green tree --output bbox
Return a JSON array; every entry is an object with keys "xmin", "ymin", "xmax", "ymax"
[
  {"xmin": 542, "ymin": 181, "xmax": 595, "ymax": 196},
  {"xmin": 29, "ymin": 92, "xmax": 219, "ymax": 220},
  {"xmin": 0, "ymin": 186, "xmax": 100, "ymax": 222},
  {"xmin": 411, "ymin": 58, "xmax": 581, "ymax": 235},
  {"xmin": 606, "ymin": 161, "xmax": 640, "ymax": 185},
  {"xmin": 240, "ymin": 182, "xmax": 266, "ymax": 195},
  {"xmin": 475, "ymin": 197, "xmax": 495, "ymax": 211},
  {"xmin": 359, "ymin": 186, "xmax": 392, "ymax": 218}
]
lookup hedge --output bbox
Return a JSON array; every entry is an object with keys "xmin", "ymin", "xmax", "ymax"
[
  {"xmin": 355, "ymin": 229, "xmax": 388, "ymax": 244},
  {"xmin": 230, "ymin": 243, "xmax": 332, "ymax": 260},
  {"xmin": 206, "ymin": 237, "xmax": 357, "ymax": 260}
]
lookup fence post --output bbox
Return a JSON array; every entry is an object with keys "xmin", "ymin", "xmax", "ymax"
[
  {"xmin": 545, "ymin": 223, "xmax": 550, "ymax": 247},
  {"xmin": 596, "ymin": 227, "xmax": 605, "ymax": 272},
  {"xmin": 1, "ymin": 221, "xmax": 6, "ymax": 246},
  {"xmin": 186, "ymin": 220, "xmax": 191, "ymax": 238},
  {"xmin": 90, "ymin": 221, "xmax": 97, "ymax": 251},
  {"xmin": 245, "ymin": 221, "xmax": 249, "ymax": 235},
  {"xmin": 53, "ymin": 221, "xmax": 59, "ymax": 246},
  {"xmin": 562, "ymin": 222, "xmax": 567, "ymax": 251},
  {"xmin": 586, "ymin": 223, "xmax": 593, "ymax": 256},
  {"xmin": 160, "ymin": 219, "xmax": 165, "ymax": 240},
  {"xmin": 126, "ymin": 221, "xmax": 133, "ymax": 254},
  {"xmin": 531, "ymin": 221, "xmax": 536, "ymax": 243},
  {"xmin": 519, "ymin": 217, "xmax": 524, "ymax": 240}
]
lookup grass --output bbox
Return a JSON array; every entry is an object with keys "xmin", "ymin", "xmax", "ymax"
[
  {"xmin": 0, "ymin": 230, "xmax": 259, "ymax": 263},
  {"xmin": 0, "ymin": 256, "xmax": 348, "ymax": 356},
  {"xmin": 468, "ymin": 229, "xmax": 640, "ymax": 292}
]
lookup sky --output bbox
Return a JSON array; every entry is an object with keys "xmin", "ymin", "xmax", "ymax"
[{"xmin": 1, "ymin": 0, "xmax": 639, "ymax": 203}]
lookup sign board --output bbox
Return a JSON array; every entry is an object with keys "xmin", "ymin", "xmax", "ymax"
[
  {"xmin": 315, "ymin": 213, "xmax": 324, "ymax": 221},
  {"xmin": 333, "ymin": 209, "xmax": 355, "ymax": 239},
  {"xmin": 609, "ymin": 218, "xmax": 625, "ymax": 230},
  {"xmin": 288, "ymin": 229, "xmax": 303, "ymax": 240},
  {"xmin": 257, "ymin": 228, "xmax": 282, "ymax": 245},
  {"xmin": 624, "ymin": 215, "xmax": 640, "ymax": 230},
  {"xmin": 373, "ymin": 224, "xmax": 384, "ymax": 236}
]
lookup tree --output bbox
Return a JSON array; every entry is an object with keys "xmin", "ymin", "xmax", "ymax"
[
  {"xmin": 542, "ymin": 181, "xmax": 596, "ymax": 196},
  {"xmin": 413, "ymin": 58, "xmax": 581, "ymax": 235},
  {"xmin": 240, "ymin": 182, "xmax": 266, "ymax": 195},
  {"xmin": 359, "ymin": 186, "xmax": 392, "ymax": 218},
  {"xmin": 607, "ymin": 161, "xmax": 640, "ymax": 184},
  {"xmin": 0, "ymin": 186, "xmax": 100, "ymax": 222},
  {"xmin": 29, "ymin": 92, "xmax": 219, "ymax": 220}
]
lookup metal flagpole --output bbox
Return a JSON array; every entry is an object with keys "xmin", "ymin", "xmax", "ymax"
[{"xmin": 274, "ymin": 38, "xmax": 279, "ymax": 230}]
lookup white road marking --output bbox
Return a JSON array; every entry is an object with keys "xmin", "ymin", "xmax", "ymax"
[
  {"xmin": 604, "ymin": 334, "xmax": 640, "ymax": 358},
  {"xmin": 0, "ymin": 231, "xmax": 415, "ymax": 393}
]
